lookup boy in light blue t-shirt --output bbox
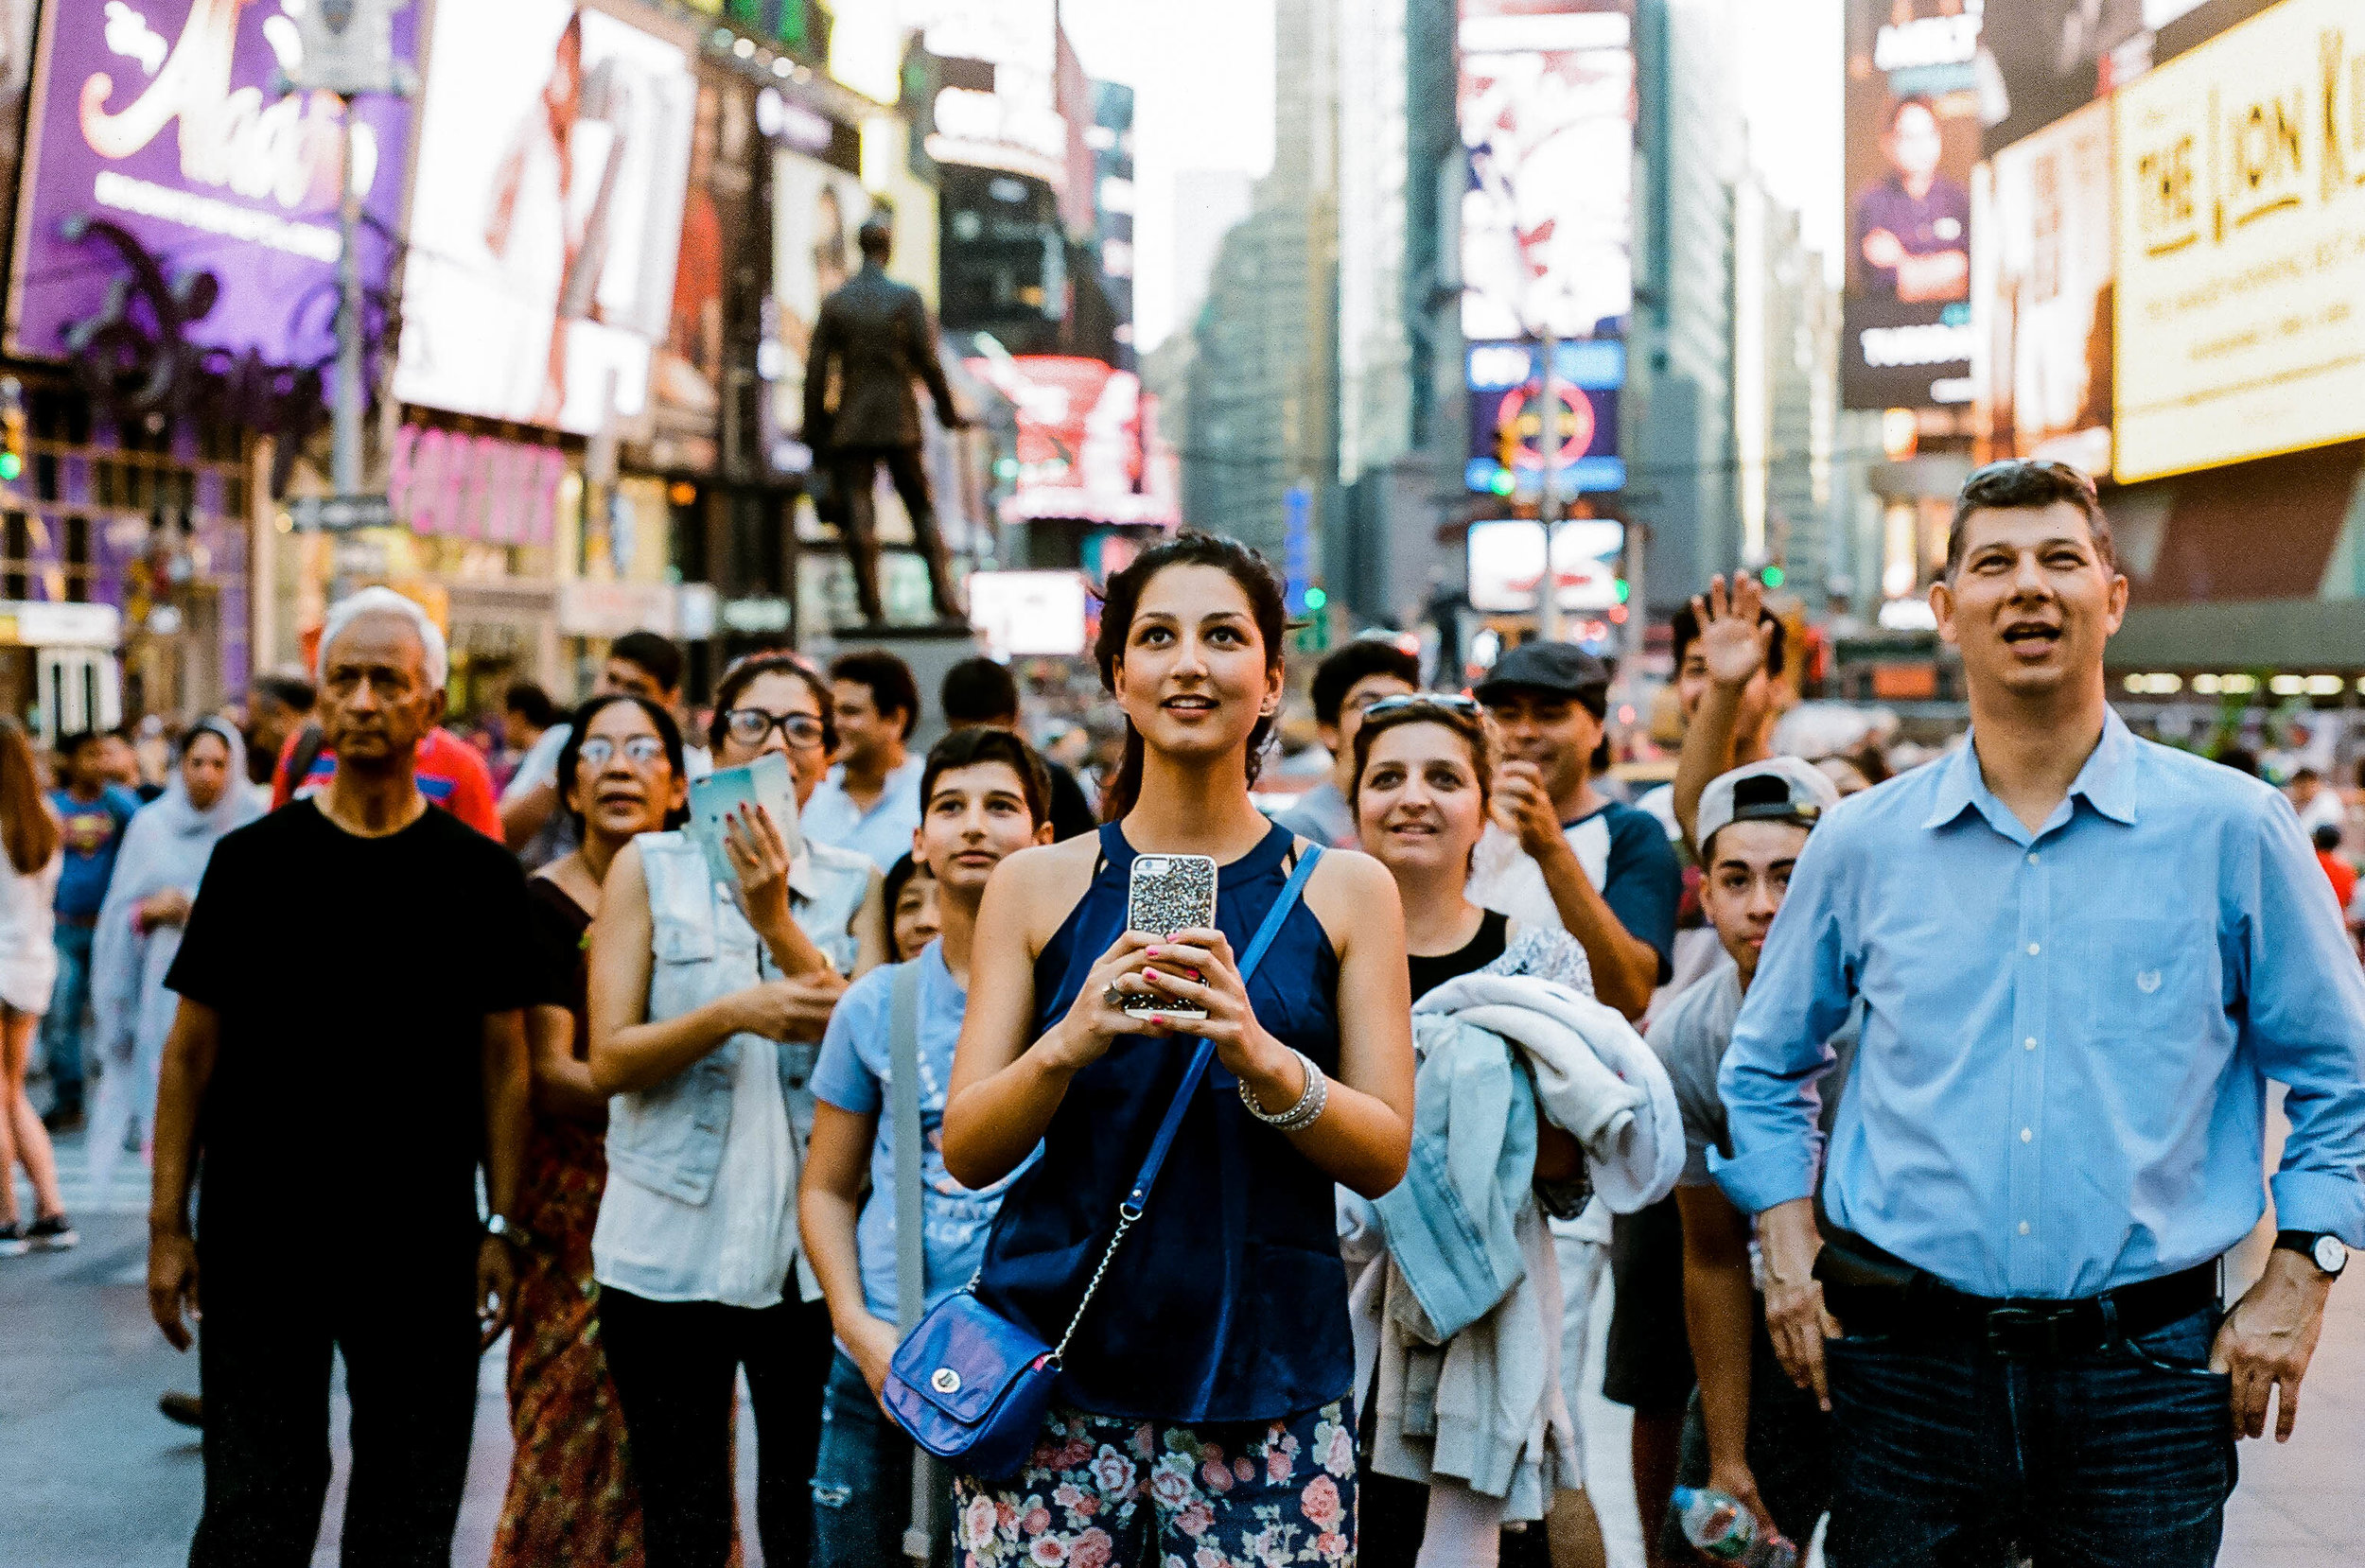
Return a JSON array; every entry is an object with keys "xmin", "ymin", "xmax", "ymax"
[{"xmin": 800, "ymin": 727, "xmax": 1057, "ymax": 1566}]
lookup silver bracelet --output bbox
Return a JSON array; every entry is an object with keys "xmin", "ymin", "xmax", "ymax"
[{"xmin": 1239, "ymin": 1048, "xmax": 1327, "ymax": 1131}]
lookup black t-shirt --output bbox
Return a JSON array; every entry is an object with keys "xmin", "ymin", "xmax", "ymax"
[
  {"xmin": 166, "ymin": 801, "xmax": 537, "ymax": 1259},
  {"xmin": 1408, "ymin": 909, "xmax": 1510, "ymax": 1004}
]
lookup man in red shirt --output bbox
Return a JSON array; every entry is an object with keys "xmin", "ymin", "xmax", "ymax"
[
  {"xmin": 271, "ymin": 590, "xmax": 502, "ymax": 839},
  {"xmin": 2314, "ymin": 823, "xmax": 2356, "ymax": 915}
]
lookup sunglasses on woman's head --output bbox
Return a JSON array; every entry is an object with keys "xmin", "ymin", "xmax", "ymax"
[
  {"xmin": 1360, "ymin": 693, "xmax": 1483, "ymax": 722},
  {"xmin": 722, "ymin": 707, "xmax": 828, "ymax": 750}
]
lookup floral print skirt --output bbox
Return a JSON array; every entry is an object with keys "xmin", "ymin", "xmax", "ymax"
[{"xmin": 954, "ymin": 1402, "xmax": 1358, "ymax": 1567}]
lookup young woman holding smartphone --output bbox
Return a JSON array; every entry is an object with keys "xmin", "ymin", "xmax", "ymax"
[
  {"xmin": 945, "ymin": 531, "xmax": 1415, "ymax": 1567},
  {"xmin": 584, "ymin": 654, "xmax": 884, "ymax": 1568}
]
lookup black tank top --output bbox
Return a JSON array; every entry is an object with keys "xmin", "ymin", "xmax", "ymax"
[{"xmin": 1407, "ymin": 908, "xmax": 1510, "ymax": 1003}]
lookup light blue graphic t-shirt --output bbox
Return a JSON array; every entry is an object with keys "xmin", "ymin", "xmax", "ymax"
[{"xmin": 810, "ymin": 942, "xmax": 1033, "ymax": 1324}]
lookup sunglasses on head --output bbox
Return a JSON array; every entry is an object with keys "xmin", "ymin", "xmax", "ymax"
[
  {"xmin": 1361, "ymin": 693, "xmax": 1483, "ymax": 722},
  {"xmin": 1961, "ymin": 458, "xmax": 2097, "ymax": 497}
]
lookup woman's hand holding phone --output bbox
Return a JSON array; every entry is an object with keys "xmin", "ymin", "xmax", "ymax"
[
  {"xmin": 723, "ymin": 804, "xmax": 794, "ymax": 938},
  {"xmin": 1042, "ymin": 930, "xmax": 1162, "ymax": 1072},
  {"xmin": 1137, "ymin": 927, "xmax": 1299, "ymax": 1101}
]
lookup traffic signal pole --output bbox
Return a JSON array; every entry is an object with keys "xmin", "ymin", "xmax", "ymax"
[
  {"xmin": 1537, "ymin": 323, "xmax": 1561, "ymax": 642},
  {"xmin": 333, "ymin": 99, "xmax": 363, "ymax": 497}
]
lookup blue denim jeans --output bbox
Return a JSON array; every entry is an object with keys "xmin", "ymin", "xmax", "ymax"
[
  {"xmin": 41, "ymin": 922, "xmax": 94, "ymax": 1108},
  {"xmin": 812, "ymin": 1349, "xmax": 928, "ymax": 1568},
  {"xmin": 1823, "ymin": 1305, "xmax": 2234, "ymax": 1568}
]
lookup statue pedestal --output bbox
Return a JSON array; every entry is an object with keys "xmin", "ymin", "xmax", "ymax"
[{"xmin": 804, "ymin": 620, "xmax": 982, "ymax": 752}]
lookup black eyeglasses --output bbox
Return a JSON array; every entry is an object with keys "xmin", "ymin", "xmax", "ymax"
[
  {"xmin": 1361, "ymin": 693, "xmax": 1483, "ymax": 722},
  {"xmin": 722, "ymin": 707, "xmax": 829, "ymax": 750},
  {"xmin": 579, "ymin": 735, "xmax": 668, "ymax": 771}
]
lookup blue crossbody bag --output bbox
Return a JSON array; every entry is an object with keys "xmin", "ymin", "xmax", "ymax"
[{"xmin": 882, "ymin": 844, "xmax": 1324, "ymax": 1479}]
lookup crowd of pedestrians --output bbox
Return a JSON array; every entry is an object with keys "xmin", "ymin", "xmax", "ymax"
[{"xmin": 0, "ymin": 458, "xmax": 2350, "ymax": 1568}]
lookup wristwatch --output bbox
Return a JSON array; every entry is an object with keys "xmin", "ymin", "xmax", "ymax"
[
  {"xmin": 2273, "ymin": 1230, "xmax": 2349, "ymax": 1278},
  {"xmin": 485, "ymin": 1213, "xmax": 532, "ymax": 1250}
]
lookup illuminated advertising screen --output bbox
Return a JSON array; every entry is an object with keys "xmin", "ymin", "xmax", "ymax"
[
  {"xmin": 1840, "ymin": 0, "xmax": 1981, "ymax": 408},
  {"xmin": 911, "ymin": 0, "xmax": 1065, "ymax": 185},
  {"xmin": 770, "ymin": 147, "xmax": 870, "ymax": 453},
  {"xmin": 1971, "ymin": 97, "xmax": 2112, "ymax": 474},
  {"xmin": 963, "ymin": 353, "xmax": 1177, "ymax": 527},
  {"xmin": 967, "ymin": 569, "xmax": 1088, "ymax": 657},
  {"xmin": 2111, "ymin": 0, "xmax": 2365, "ymax": 481},
  {"xmin": 394, "ymin": 0, "xmax": 696, "ymax": 436},
  {"xmin": 647, "ymin": 67, "xmax": 755, "ymax": 474},
  {"xmin": 1466, "ymin": 517, "xmax": 1626, "ymax": 614},
  {"xmin": 1458, "ymin": 1, "xmax": 1633, "ymax": 343},
  {"xmin": 1464, "ymin": 339, "xmax": 1623, "ymax": 496},
  {"xmin": 5, "ymin": 0, "xmax": 414, "ymax": 365}
]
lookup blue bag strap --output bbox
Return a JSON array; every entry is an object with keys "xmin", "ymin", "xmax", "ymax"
[{"xmin": 1120, "ymin": 844, "xmax": 1323, "ymax": 1215}]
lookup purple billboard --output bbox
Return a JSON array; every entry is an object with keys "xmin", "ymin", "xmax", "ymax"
[{"xmin": 4, "ymin": 0, "xmax": 414, "ymax": 367}]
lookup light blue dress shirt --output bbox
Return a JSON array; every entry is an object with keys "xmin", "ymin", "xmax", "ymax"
[
  {"xmin": 799, "ymin": 755, "xmax": 923, "ymax": 872},
  {"xmin": 1714, "ymin": 710, "xmax": 2365, "ymax": 1298}
]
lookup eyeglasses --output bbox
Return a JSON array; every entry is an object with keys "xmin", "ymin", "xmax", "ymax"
[
  {"xmin": 578, "ymin": 735, "xmax": 668, "ymax": 772},
  {"xmin": 722, "ymin": 707, "xmax": 829, "ymax": 750},
  {"xmin": 1361, "ymin": 693, "xmax": 1483, "ymax": 723}
]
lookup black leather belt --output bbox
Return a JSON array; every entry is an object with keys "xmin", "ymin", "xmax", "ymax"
[{"xmin": 1822, "ymin": 1259, "xmax": 2217, "ymax": 1357}]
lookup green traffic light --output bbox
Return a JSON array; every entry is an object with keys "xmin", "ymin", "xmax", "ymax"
[
  {"xmin": 992, "ymin": 457, "xmax": 1020, "ymax": 481},
  {"xmin": 1613, "ymin": 578, "xmax": 1630, "ymax": 604},
  {"xmin": 0, "ymin": 454, "xmax": 21, "ymax": 481},
  {"xmin": 1304, "ymin": 586, "xmax": 1328, "ymax": 610},
  {"xmin": 1489, "ymin": 468, "xmax": 1515, "ymax": 497},
  {"xmin": 1761, "ymin": 566, "xmax": 1785, "ymax": 588}
]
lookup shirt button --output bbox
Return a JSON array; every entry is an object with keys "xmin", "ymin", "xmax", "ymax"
[
  {"xmin": 2019, "ymin": 1221, "xmax": 2032, "ymax": 1236},
  {"xmin": 2026, "ymin": 852, "xmax": 2040, "ymax": 865},
  {"xmin": 2020, "ymin": 1127, "xmax": 2033, "ymax": 1142},
  {"xmin": 2023, "ymin": 1037, "xmax": 2038, "ymax": 1050},
  {"xmin": 2026, "ymin": 943, "xmax": 2041, "ymax": 956}
]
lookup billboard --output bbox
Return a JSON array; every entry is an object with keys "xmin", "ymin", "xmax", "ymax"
[
  {"xmin": 2112, "ymin": 0, "xmax": 2365, "ymax": 481},
  {"xmin": 1972, "ymin": 98, "xmax": 2112, "ymax": 473},
  {"xmin": 967, "ymin": 569, "xmax": 1088, "ymax": 657},
  {"xmin": 6, "ymin": 0, "xmax": 414, "ymax": 365},
  {"xmin": 963, "ymin": 352, "xmax": 1177, "ymax": 526},
  {"xmin": 1458, "ymin": 1, "xmax": 1633, "ymax": 343},
  {"xmin": 394, "ymin": 0, "xmax": 696, "ymax": 436},
  {"xmin": 769, "ymin": 146, "xmax": 869, "ymax": 451},
  {"xmin": 911, "ymin": 0, "xmax": 1065, "ymax": 185},
  {"xmin": 1466, "ymin": 517, "xmax": 1626, "ymax": 614},
  {"xmin": 1464, "ymin": 338, "xmax": 1623, "ymax": 496},
  {"xmin": 1840, "ymin": 0, "xmax": 1980, "ymax": 408},
  {"xmin": 646, "ymin": 67, "xmax": 755, "ymax": 474}
]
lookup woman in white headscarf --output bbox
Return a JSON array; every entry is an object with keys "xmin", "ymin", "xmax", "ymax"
[{"xmin": 87, "ymin": 720, "xmax": 259, "ymax": 1193}]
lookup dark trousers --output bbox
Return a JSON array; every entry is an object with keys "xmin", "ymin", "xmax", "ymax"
[
  {"xmin": 41, "ymin": 921, "xmax": 95, "ymax": 1108},
  {"xmin": 1823, "ymin": 1306, "xmax": 2234, "ymax": 1568},
  {"xmin": 1659, "ymin": 1320, "xmax": 1833, "ymax": 1559},
  {"xmin": 825, "ymin": 445, "xmax": 960, "ymax": 624},
  {"xmin": 190, "ymin": 1266, "xmax": 480, "ymax": 1568},
  {"xmin": 598, "ymin": 1287, "xmax": 834, "ymax": 1568}
]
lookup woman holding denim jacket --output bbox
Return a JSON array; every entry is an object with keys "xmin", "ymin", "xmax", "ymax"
[
  {"xmin": 944, "ymin": 531, "xmax": 1415, "ymax": 1567},
  {"xmin": 586, "ymin": 653, "xmax": 885, "ymax": 1568}
]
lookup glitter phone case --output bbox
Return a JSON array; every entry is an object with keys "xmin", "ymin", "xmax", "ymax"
[{"xmin": 1125, "ymin": 853, "xmax": 1218, "ymax": 1023}]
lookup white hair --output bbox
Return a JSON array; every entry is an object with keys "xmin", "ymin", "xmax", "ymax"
[{"xmin": 317, "ymin": 585, "xmax": 448, "ymax": 688}]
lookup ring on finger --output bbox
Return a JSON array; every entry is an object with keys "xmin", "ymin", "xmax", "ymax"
[{"xmin": 1102, "ymin": 981, "xmax": 1128, "ymax": 1008}]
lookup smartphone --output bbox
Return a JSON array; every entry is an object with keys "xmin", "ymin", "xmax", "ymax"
[
  {"xmin": 687, "ymin": 752, "xmax": 799, "ymax": 886},
  {"xmin": 1124, "ymin": 853, "xmax": 1218, "ymax": 1024}
]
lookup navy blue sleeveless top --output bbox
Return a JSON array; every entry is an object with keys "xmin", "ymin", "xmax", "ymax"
[{"xmin": 973, "ymin": 822, "xmax": 1352, "ymax": 1423}]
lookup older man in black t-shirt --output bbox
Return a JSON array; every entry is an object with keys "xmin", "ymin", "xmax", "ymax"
[{"xmin": 147, "ymin": 587, "xmax": 535, "ymax": 1568}]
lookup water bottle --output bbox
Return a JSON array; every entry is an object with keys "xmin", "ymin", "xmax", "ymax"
[{"xmin": 1672, "ymin": 1486, "xmax": 1798, "ymax": 1568}]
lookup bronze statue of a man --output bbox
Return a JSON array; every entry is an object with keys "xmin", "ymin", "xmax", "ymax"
[{"xmin": 803, "ymin": 215, "xmax": 968, "ymax": 626}]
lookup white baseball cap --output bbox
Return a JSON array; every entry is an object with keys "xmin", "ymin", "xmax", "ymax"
[{"xmin": 1696, "ymin": 757, "xmax": 1841, "ymax": 854}]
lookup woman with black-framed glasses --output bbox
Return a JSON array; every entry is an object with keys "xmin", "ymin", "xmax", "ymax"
[{"xmin": 584, "ymin": 653, "xmax": 886, "ymax": 1568}]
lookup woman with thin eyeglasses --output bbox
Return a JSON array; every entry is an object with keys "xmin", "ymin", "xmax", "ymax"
[{"xmin": 584, "ymin": 654, "xmax": 885, "ymax": 1568}]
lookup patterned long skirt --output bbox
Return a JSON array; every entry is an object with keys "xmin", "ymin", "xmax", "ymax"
[{"xmin": 490, "ymin": 1117, "xmax": 645, "ymax": 1568}]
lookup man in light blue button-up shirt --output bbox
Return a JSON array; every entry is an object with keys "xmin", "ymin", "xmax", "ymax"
[{"xmin": 1714, "ymin": 461, "xmax": 2365, "ymax": 1568}]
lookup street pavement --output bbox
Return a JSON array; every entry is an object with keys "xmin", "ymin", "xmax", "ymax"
[{"xmin": 4, "ymin": 1128, "xmax": 2356, "ymax": 1568}]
